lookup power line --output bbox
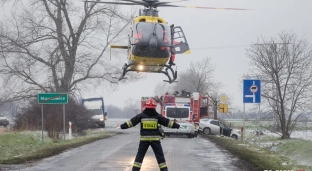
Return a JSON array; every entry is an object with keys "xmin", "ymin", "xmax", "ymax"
[
  {"xmin": 190, "ymin": 44, "xmax": 251, "ymax": 50},
  {"xmin": 190, "ymin": 43, "xmax": 293, "ymax": 50}
]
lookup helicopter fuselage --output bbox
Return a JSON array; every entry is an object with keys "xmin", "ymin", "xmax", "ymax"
[
  {"xmin": 87, "ymin": 0, "xmax": 247, "ymax": 83},
  {"xmin": 108, "ymin": 8, "xmax": 191, "ymax": 83},
  {"xmin": 127, "ymin": 15, "xmax": 171, "ymax": 72}
]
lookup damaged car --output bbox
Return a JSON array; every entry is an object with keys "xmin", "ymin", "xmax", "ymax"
[{"xmin": 199, "ymin": 119, "xmax": 240, "ymax": 140}]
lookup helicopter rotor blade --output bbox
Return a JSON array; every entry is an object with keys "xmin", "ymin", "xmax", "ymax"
[
  {"xmin": 84, "ymin": 0, "xmax": 147, "ymax": 6},
  {"xmin": 153, "ymin": 0, "xmax": 188, "ymax": 6},
  {"xmin": 114, "ymin": 0, "xmax": 148, "ymax": 6},
  {"xmin": 158, "ymin": 4, "xmax": 250, "ymax": 10}
]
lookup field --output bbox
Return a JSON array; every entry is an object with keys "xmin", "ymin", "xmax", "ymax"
[
  {"xmin": 220, "ymin": 119, "xmax": 312, "ymax": 169},
  {"xmin": 0, "ymin": 128, "xmax": 118, "ymax": 164}
]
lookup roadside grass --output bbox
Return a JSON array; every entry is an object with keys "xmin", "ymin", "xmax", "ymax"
[
  {"xmin": 275, "ymin": 138, "xmax": 312, "ymax": 168},
  {"xmin": 225, "ymin": 120, "xmax": 312, "ymax": 131},
  {"xmin": 0, "ymin": 127, "xmax": 11, "ymax": 135},
  {"xmin": 0, "ymin": 129, "xmax": 120, "ymax": 164},
  {"xmin": 201, "ymin": 134, "xmax": 308, "ymax": 171},
  {"xmin": 294, "ymin": 126, "xmax": 312, "ymax": 131}
]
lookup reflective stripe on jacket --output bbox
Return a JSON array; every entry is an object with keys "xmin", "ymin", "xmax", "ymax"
[{"xmin": 120, "ymin": 111, "xmax": 179, "ymax": 141}]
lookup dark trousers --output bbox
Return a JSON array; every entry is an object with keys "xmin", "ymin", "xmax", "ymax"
[{"xmin": 132, "ymin": 141, "xmax": 168, "ymax": 171}]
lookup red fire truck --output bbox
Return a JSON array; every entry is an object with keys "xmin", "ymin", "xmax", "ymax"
[
  {"xmin": 159, "ymin": 90, "xmax": 209, "ymax": 136},
  {"xmin": 140, "ymin": 90, "xmax": 209, "ymax": 137}
]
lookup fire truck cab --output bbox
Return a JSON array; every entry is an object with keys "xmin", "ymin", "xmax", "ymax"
[
  {"xmin": 159, "ymin": 90, "xmax": 209, "ymax": 137},
  {"xmin": 162, "ymin": 103, "xmax": 195, "ymax": 138},
  {"xmin": 140, "ymin": 90, "xmax": 209, "ymax": 137}
]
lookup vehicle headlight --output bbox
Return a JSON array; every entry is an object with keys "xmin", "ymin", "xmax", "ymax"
[{"xmin": 100, "ymin": 118, "xmax": 104, "ymax": 121}]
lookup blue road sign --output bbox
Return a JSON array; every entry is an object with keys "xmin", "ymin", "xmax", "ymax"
[{"xmin": 243, "ymin": 79, "xmax": 261, "ymax": 103}]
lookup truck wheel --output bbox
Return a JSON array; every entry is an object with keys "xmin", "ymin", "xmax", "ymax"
[{"xmin": 203, "ymin": 127, "xmax": 211, "ymax": 135}]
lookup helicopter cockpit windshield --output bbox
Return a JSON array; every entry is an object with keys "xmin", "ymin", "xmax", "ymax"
[{"xmin": 132, "ymin": 22, "xmax": 171, "ymax": 58}]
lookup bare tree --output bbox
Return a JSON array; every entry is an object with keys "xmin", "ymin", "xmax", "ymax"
[
  {"xmin": 208, "ymin": 87, "xmax": 227, "ymax": 120},
  {"xmin": 0, "ymin": 0, "xmax": 141, "ymax": 102},
  {"xmin": 171, "ymin": 57, "xmax": 227, "ymax": 119},
  {"xmin": 245, "ymin": 31, "xmax": 312, "ymax": 139},
  {"xmin": 153, "ymin": 82, "xmax": 170, "ymax": 96},
  {"xmin": 122, "ymin": 97, "xmax": 140, "ymax": 118},
  {"xmin": 172, "ymin": 57, "xmax": 216, "ymax": 94}
]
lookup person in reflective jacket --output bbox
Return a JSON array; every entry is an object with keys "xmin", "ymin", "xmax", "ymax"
[{"xmin": 120, "ymin": 98, "xmax": 180, "ymax": 171}]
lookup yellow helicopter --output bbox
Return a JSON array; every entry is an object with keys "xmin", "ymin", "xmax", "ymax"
[{"xmin": 85, "ymin": 0, "xmax": 248, "ymax": 84}]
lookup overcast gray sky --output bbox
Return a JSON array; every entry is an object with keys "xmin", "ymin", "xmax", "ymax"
[
  {"xmin": 81, "ymin": 0, "xmax": 312, "ymax": 110},
  {"xmin": 84, "ymin": 0, "xmax": 311, "ymax": 110},
  {"xmin": 2, "ymin": 1, "xmax": 311, "ymax": 111}
]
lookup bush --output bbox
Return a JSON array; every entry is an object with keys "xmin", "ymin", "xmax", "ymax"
[{"xmin": 13, "ymin": 97, "xmax": 92, "ymax": 139}]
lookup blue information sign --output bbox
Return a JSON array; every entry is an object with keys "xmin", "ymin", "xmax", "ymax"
[{"xmin": 243, "ymin": 79, "xmax": 261, "ymax": 103}]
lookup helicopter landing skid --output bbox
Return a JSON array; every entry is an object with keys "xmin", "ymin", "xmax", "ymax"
[
  {"xmin": 118, "ymin": 63, "xmax": 131, "ymax": 81},
  {"xmin": 162, "ymin": 64, "xmax": 178, "ymax": 84},
  {"xmin": 117, "ymin": 63, "xmax": 177, "ymax": 84}
]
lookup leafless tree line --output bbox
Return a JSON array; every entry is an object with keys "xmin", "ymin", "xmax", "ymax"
[
  {"xmin": 245, "ymin": 31, "xmax": 312, "ymax": 138},
  {"xmin": 0, "ymin": 0, "xmax": 143, "ymax": 137},
  {"xmin": 154, "ymin": 31, "xmax": 312, "ymax": 139},
  {"xmin": 0, "ymin": 0, "xmax": 141, "ymax": 104},
  {"xmin": 153, "ymin": 57, "xmax": 228, "ymax": 119}
]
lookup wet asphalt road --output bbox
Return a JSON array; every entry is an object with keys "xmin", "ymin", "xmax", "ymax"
[{"xmin": 1, "ymin": 127, "xmax": 247, "ymax": 171}]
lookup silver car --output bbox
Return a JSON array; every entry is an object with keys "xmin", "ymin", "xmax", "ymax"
[
  {"xmin": 199, "ymin": 119, "xmax": 240, "ymax": 140},
  {"xmin": 163, "ymin": 122, "xmax": 195, "ymax": 138}
]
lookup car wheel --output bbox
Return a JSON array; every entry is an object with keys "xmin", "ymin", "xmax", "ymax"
[
  {"xmin": 4, "ymin": 125, "xmax": 7, "ymax": 128},
  {"xmin": 203, "ymin": 127, "xmax": 211, "ymax": 135},
  {"xmin": 231, "ymin": 134, "xmax": 238, "ymax": 140}
]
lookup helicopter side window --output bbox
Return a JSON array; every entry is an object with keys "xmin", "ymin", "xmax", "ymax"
[
  {"xmin": 173, "ymin": 28, "xmax": 186, "ymax": 44},
  {"xmin": 171, "ymin": 26, "xmax": 190, "ymax": 54}
]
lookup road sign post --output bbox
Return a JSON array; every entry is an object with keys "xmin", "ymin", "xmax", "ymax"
[
  {"xmin": 38, "ymin": 93, "xmax": 68, "ymax": 143},
  {"xmin": 242, "ymin": 79, "xmax": 261, "ymax": 143}
]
